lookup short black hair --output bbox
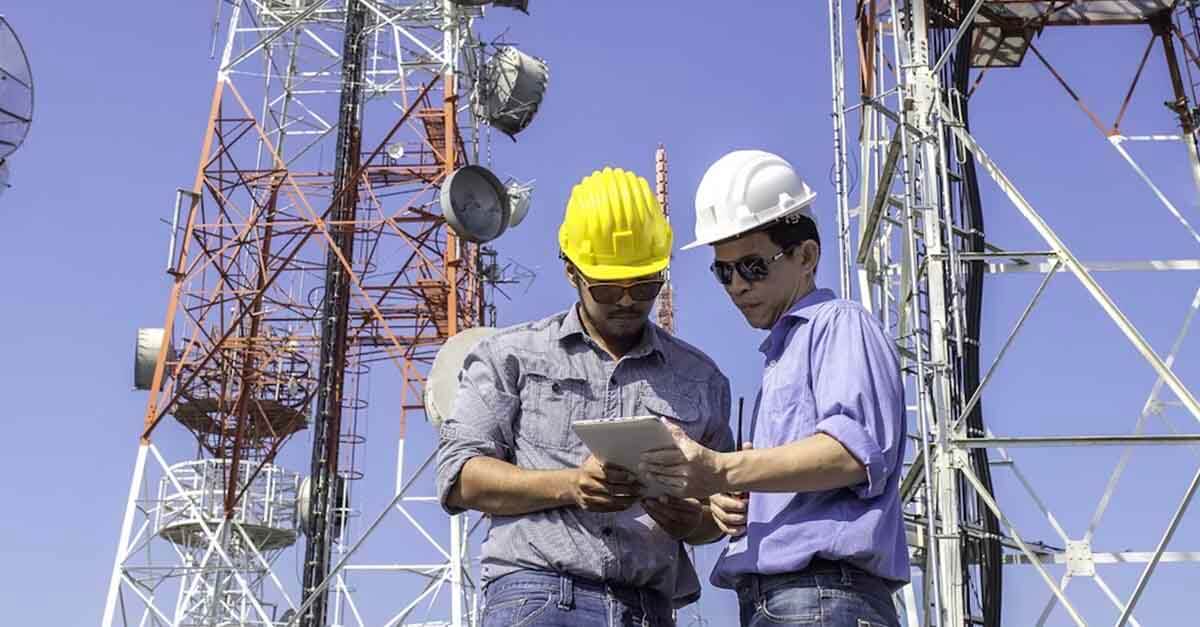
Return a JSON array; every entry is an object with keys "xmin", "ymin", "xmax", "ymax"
[
  {"xmin": 756, "ymin": 213, "xmax": 820, "ymax": 273},
  {"xmin": 762, "ymin": 213, "xmax": 820, "ymax": 250},
  {"xmin": 713, "ymin": 212, "xmax": 821, "ymax": 269}
]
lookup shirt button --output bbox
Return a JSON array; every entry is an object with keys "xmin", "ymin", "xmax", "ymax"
[
  {"xmin": 601, "ymin": 526, "xmax": 613, "ymax": 536},
  {"xmin": 551, "ymin": 382, "xmax": 562, "ymax": 393}
]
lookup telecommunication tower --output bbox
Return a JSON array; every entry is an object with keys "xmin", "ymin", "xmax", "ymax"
[
  {"xmin": 655, "ymin": 144, "xmax": 676, "ymax": 334},
  {"xmin": 103, "ymin": 1, "xmax": 546, "ymax": 626},
  {"xmin": 829, "ymin": 0, "xmax": 1200, "ymax": 625}
]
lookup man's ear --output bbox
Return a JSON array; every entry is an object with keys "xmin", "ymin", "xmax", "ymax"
[
  {"xmin": 564, "ymin": 263, "xmax": 578, "ymax": 288},
  {"xmin": 799, "ymin": 240, "xmax": 820, "ymax": 274}
]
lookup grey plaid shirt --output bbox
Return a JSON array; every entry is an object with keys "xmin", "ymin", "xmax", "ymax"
[{"xmin": 436, "ymin": 306, "xmax": 733, "ymax": 606}]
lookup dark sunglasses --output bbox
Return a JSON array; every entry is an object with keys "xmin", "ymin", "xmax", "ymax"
[
  {"xmin": 710, "ymin": 248, "xmax": 791, "ymax": 285},
  {"xmin": 578, "ymin": 274, "xmax": 665, "ymax": 304}
]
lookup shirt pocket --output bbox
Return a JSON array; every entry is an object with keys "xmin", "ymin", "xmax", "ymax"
[
  {"xmin": 517, "ymin": 358, "xmax": 590, "ymax": 451},
  {"xmin": 640, "ymin": 387, "xmax": 704, "ymax": 441},
  {"xmin": 760, "ymin": 360, "xmax": 817, "ymax": 441}
]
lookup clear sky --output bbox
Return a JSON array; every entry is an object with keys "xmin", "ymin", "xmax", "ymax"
[{"xmin": 2, "ymin": 1, "xmax": 1199, "ymax": 625}]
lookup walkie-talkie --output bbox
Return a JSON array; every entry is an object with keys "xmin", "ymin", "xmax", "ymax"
[
  {"xmin": 728, "ymin": 396, "xmax": 747, "ymax": 545},
  {"xmin": 736, "ymin": 396, "xmax": 744, "ymax": 451}
]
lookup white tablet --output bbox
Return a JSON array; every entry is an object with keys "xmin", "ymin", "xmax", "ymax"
[{"xmin": 571, "ymin": 416, "xmax": 679, "ymax": 497}]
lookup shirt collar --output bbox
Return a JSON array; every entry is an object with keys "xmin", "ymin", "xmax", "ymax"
[
  {"xmin": 555, "ymin": 303, "xmax": 588, "ymax": 343},
  {"xmin": 758, "ymin": 288, "xmax": 837, "ymax": 357},
  {"xmin": 557, "ymin": 303, "xmax": 666, "ymax": 362}
]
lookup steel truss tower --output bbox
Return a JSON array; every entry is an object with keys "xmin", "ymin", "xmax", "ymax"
[
  {"xmin": 830, "ymin": 0, "xmax": 1200, "ymax": 625},
  {"xmin": 103, "ymin": 1, "xmax": 512, "ymax": 625},
  {"xmin": 655, "ymin": 144, "xmax": 676, "ymax": 335}
]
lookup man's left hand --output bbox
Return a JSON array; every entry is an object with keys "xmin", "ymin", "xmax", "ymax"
[
  {"xmin": 639, "ymin": 421, "xmax": 725, "ymax": 498},
  {"xmin": 641, "ymin": 495, "xmax": 705, "ymax": 540}
]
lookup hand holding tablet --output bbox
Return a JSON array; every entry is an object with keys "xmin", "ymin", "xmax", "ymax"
[{"xmin": 571, "ymin": 416, "xmax": 680, "ymax": 497}]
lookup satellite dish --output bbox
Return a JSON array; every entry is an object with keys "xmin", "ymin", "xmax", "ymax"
[
  {"xmin": 0, "ymin": 17, "xmax": 34, "ymax": 162},
  {"xmin": 492, "ymin": 0, "xmax": 530, "ymax": 12},
  {"xmin": 424, "ymin": 327, "xmax": 499, "ymax": 430},
  {"xmin": 297, "ymin": 475, "xmax": 347, "ymax": 537},
  {"xmin": 386, "ymin": 142, "xmax": 405, "ymax": 161},
  {"xmin": 505, "ymin": 180, "xmax": 533, "ymax": 228},
  {"xmin": 441, "ymin": 165, "xmax": 511, "ymax": 243},
  {"xmin": 474, "ymin": 46, "xmax": 548, "ymax": 138},
  {"xmin": 452, "ymin": 0, "xmax": 529, "ymax": 12},
  {"xmin": 134, "ymin": 328, "xmax": 177, "ymax": 391},
  {"xmin": 0, "ymin": 159, "xmax": 10, "ymax": 199}
]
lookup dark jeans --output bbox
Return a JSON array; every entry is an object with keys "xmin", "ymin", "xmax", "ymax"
[
  {"xmin": 735, "ymin": 560, "xmax": 902, "ymax": 627},
  {"xmin": 480, "ymin": 570, "xmax": 675, "ymax": 627}
]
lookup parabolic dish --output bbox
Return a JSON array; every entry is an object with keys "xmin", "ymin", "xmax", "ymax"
[
  {"xmin": 297, "ymin": 475, "xmax": 347, "ymax": 537},
  {"xmin": 441, "ymin": 165, "xmax": 511, "ymax": 243},
  {"xmin": 0, "ymin": 17, "xmax": 33, "ymax": 161},
  {"xmin": 425, "ymin": 326, "xmax": 499, "ymax": 430},
  {"xmin": 134, "ymin": 328, "xmax": 176, "ymax": 391},
  {"xmin": 474, "ymin": 46, "xmax": 548, "ymax": 138},
  {"xmin": 506, "ymin": 180, "xmax": 533, "ymax": 228}
]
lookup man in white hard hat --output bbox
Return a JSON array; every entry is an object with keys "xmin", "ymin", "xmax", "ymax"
[
  {"xmin": 436, "ymin": 167, "xmax": 734, "ymax": 627},
  {"xmin": 638, "ymin": 151, "xmax": 907, "ymax": 627}
]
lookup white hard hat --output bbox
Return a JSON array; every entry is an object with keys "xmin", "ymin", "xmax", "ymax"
[{"xmin": 682, "ymin": 150, "xmax": 817, "ymax": 250}]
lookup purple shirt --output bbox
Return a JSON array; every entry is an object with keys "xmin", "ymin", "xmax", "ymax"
[{"xmin": 711, "ymin": 288, "xmax": 910, "ymax": 588}]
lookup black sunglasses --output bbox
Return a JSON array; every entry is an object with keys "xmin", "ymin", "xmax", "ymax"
[
  {"xmin": 710, "ymin": 248, "xmax": 791, "ymax": 285},
  {"xmin": 577, "ymin": 273, "xmax": 665, "ymax": 304}
]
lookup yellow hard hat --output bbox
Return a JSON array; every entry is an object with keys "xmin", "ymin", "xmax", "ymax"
[{"xmin": 558, "ymin": 167, "xmax": 672, "ymax": 281}]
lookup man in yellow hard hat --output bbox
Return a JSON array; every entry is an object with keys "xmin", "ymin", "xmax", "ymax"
[{"xmin": 437, "ymin": 167, "xmax": 734, "ymax": 626}]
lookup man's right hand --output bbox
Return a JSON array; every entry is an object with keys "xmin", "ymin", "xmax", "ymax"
[{"xmin": 571, "ymin": 455, "xmax": 642, "ymax": 512}]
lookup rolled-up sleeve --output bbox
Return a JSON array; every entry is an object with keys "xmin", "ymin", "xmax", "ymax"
[
  {"xmin": 812, "ymin": 307, "xmax": 904, "ymax": 500},
  {"xmin": 435, "ymin": 339, "xmax": 521, "ymax": 514}
]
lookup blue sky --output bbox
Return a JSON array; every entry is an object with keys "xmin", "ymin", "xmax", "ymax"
[{"xmin": 2, "ymin": 1, "xmax": 1199, "ymax": 625}]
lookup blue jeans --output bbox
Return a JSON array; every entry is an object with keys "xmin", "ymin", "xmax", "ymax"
[
  {"xmin": 480, "ymin": 570, "xmax": 675, "ymax": 627},
  {"xmin": 735, "ymin": 561, "xmax": 901, "ymax": 627}
]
